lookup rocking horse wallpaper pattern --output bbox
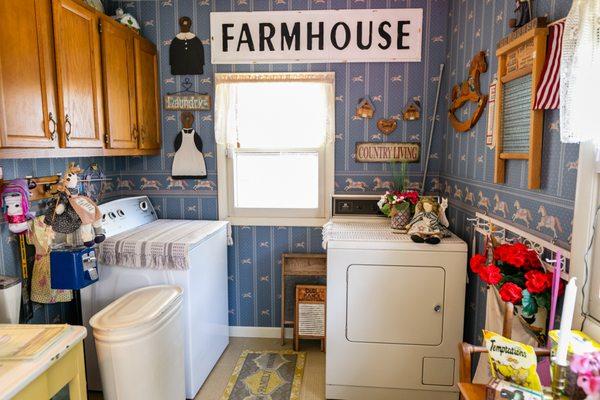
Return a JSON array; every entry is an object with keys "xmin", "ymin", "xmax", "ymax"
[{"xmin": 101, "ymin": 0, "xmax": 574, "ymax": 332}]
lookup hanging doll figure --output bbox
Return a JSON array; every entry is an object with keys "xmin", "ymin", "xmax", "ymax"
[
  {"xmin": 169, "ymin": 16, "xmax": 205, "ymax": 75},
  {"xmin": 405, "ymin": 197, "xmax": 450, "ymax": 244},
  {"xmin": 172, "ymin": 111, "xmax": 207, "ymax": 179},
  {"xmin": 44, "ymin": 165, "xmax": 105, "ymax": 247},
  {"xmin": 1, "ymin": 179, "xmax": 34, "ymax": 234}
]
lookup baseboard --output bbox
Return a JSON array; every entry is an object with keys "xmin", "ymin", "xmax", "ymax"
[{"xmin": 229, "ymin": 326, "xmax": 294, "ymax": 339}]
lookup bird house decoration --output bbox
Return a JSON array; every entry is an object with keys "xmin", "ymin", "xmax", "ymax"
[
  {"xmin": 355, "ymin": 98, "xmax": 375, "ymax": 119},
  {"xmin": 402, "ymin": 101, "xmax": 421, "ymax": 121},
  {"xmin": 494, "ymin": 18, "xmax": 548, "ymax": 189}
]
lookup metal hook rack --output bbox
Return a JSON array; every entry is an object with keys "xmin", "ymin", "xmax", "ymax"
[{"xmin": 469, "ymin": 212, "xmax": 570, "ymax": 280}]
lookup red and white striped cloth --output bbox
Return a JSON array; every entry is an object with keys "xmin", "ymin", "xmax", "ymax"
[{"xmin": 534, "ymin": 20, "xmax": 565, "ymax": 110}]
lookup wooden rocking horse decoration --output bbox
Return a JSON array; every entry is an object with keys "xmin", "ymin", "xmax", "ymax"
[{"xmin": 448, "ymin": 51, "xmax": 489, "ymax": 132}]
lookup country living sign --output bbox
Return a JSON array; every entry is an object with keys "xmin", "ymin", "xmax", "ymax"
[
  {"xmin": 210, "ymin": 9, "xmax": 423, "ymax": 64},
  {"xmin": 355, "ymin": 142, "xmax": 420, "ymax": 163}
]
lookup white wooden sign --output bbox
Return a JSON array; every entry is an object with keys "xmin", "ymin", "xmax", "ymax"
[{"xmin": 210, "ymin": 9, "xmax": 423, "ymax": 64}]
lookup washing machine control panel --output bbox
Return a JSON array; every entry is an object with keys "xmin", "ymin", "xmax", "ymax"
[{"xmin": 99, "ymin": 196, "xmax": 157, "ymax": 237}]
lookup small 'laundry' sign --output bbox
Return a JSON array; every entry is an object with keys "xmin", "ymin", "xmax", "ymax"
[
  {"xmin": 210, "ymin": 9, "xmax": 423, "ymax": 64},
  {"xmin": 355, "ymin": 142, "xmax": 420, "ymax": 163}
]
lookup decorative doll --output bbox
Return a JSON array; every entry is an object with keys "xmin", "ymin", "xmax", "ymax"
[
  {"xmin": 172, "ymin": 112, "xmax": 207, "ymax": 179},
  {"xmin": 0, "ymin": 179, "xmax": 34, "ymax": 234},
  {"xmin": 405, "ymin": 197, "xmax": 450, "ymax": 244},
  {"xmin": 44, "ymin": 165, "xmax": 105, "ymax": 247},
  {"xmin": 509, "ymin": 0, "xmax": 533, "ymax": 30},
  {"xmin": 169, "ymin": 16, "xmax": 205, "ymax": 75}
]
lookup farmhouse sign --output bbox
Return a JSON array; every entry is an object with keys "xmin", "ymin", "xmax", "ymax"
[
  {"xmin": 355, "ymin": 142, "xmax": 420, "ymax": 163},
  {"xmin": 210, "ymin": 9, "xmax": 423, "ymax": 64}
]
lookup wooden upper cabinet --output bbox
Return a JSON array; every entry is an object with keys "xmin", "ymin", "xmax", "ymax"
[
  {"xmin": 52, "ymin": 0, "xmax": 104, "ymax": 148},
  {"xmin": 100, "ymin": 19, "xmax": 138, "ymax": 149},
  {"xmin": 135, "ymin": 37, "xmax": 161, "ymax": 150},
  {"xmin": 0, "ymin": 0, "xmax": 58, "ymax": 148}
]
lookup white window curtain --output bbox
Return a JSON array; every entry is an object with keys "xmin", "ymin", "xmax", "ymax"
[
  {"xmin": 214, "ymin": 72, "xmax": 335, "ymax": 149},
  {"xmin": 560, "ymin": 0, "xmax": 600, "ymax": 148}
]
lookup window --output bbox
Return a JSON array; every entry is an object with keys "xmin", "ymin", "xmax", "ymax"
[
  {"xmin": 571, "ymin": 142, "xmax": 600, "ymax": 339},
  {"xmin": 215, "ymin": 72, "xmax": 335, "ymax": 226}
]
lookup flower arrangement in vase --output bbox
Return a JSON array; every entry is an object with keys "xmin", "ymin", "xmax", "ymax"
[
  {"xmin": 570, "ymin": 352, "xmax": 600, "ymax": 399},
  {"xmin": 377, "ymin": 190, "xmax": 419, "ymax": 231},
  {"xmin": 470, "ymin": 242, "xmax": 562, "ymax": 337}
]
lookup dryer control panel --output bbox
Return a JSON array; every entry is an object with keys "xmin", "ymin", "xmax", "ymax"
[{"xmin": 99, "ymin": 196, "xmax": 157, "ymax": 237}]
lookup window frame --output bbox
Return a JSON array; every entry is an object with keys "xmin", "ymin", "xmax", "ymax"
[
  {"xmin": 215, "ymin": 72, "xmax": 335, "ymax": 227},
  {"xmin": 570, "ymin": 141, "xmax": 600, "ymax": 338}
]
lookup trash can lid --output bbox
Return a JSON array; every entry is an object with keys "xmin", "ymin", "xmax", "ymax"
[
  {"xmin": 0, "ymin": 275, "xmax": 20, "ymax": 289},
  {"xmin": 89, "ymin": 285, "xmax": 183, "ymax": 333}
]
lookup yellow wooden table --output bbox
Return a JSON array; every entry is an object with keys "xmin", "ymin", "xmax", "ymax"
[{"xmin": 0, "ymin": 325, "xmax": 87, "ymax": 400}]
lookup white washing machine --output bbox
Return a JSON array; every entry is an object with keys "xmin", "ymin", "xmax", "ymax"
[
  {"xmin": 81, "ymin": 196, "xmax": 229, "ymax": 399},
  {"xmin": 324, "ymin": 195, "xmax": 467, "ymax": 400}
]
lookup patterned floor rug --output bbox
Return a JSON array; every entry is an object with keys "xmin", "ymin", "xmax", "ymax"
[{"xmin": 220, "ymin": 350, "xmax": 306, "ymax": 400}]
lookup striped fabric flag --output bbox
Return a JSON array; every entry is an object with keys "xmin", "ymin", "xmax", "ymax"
[{"xmin": 534, "ymin": 20, "xmax": 565, "ymax": 110}]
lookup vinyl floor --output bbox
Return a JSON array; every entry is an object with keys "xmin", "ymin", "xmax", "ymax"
[{"xmin": 87, "ymin": 337, "xmax": 326, "ymax": 400}]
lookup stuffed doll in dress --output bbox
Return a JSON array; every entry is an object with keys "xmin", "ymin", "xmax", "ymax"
[
  {"xmin": 405, "ymin": 197, "xmax": 450, "ymax": 244},
  {"xmin": 44, "ymin": 165, "xmax": 105, "ymax": 247}
]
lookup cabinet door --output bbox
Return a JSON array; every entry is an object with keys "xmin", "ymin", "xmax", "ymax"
[
  {"xmin": 53, "ymin": 0, "xmax": 103, "ymax": 148},
  {"xmin": 134, "ymin": 37, "xmax": 161, "ymax": 150},
  {"xmin": 100, "ymin": 20, "xmax": 137, "ymax": 149},
  {"xmin": 0, "ymin": 0, "xmax": 58, "ymax": 148}
]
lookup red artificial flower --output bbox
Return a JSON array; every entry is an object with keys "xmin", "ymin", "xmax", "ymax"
[
  {"xmin": 479, "ymin": 264, "xmax": 502, "ymax": 285},
  {"xmin": 493, "ymin": 242, "xmax": 541, "ymax": 269},
  {"xmin": 524, "ymin": 270, "xmax": 549, "ymax": 294},
  {"xmin": 499, "ymin": 282, "xmax": 524, "ymax": 304},
  {"xmin": 470, "ymin": 254, "xmax": 487, "ymax": 274}
]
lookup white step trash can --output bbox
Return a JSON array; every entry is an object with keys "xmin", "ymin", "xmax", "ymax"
[{"xmin": 89, "ymin": 285, "xmax": 185, "ymax": 400}]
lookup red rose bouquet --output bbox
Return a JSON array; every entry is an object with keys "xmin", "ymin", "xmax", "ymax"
[
  {"xmin": 470, "ymin": 242, "xmax": 560, "ymax": 317},
  {"xmin": 377, "ymin": 190, "xmax": 419, "ymax": 217}
]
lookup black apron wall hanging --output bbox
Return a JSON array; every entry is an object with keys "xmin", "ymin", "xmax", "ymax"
[
  {"xmin": 172, "ymin": 111, "xmax": 207, "ymax": 179},
  {"xmin": 169, "ymin": 16, "xmax": 205, "ymax": 75}
]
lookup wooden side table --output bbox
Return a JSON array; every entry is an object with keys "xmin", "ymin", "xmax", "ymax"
[
  {"xmin": 0, "ymin": 325, "xmax": 87, "ymax": 400},
  {"xmin": 280, "ymin": 253, "xmax": 327, "ymax": 345}
]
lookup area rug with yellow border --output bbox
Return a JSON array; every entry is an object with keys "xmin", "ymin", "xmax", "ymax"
[{"xmin": 220, "ymin": 350, "xmax": 306, "ymax": 400}]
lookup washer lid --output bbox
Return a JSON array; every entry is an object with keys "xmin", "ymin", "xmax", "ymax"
[{"xmin": 89, "ymin": 285, "xmax": 182, "ymax": 333}]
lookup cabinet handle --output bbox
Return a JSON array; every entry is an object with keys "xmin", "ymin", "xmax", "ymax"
[
  {"xmin": 64, "ymin": 114, "xmax": 72, "ymax": 141},
  {"xmin": 132, "ymin": 124, "xmax": 139, "ymax": 140},
  {"xmin": 48, "ymin": 112, "xmax": 57, "ymax": 140},
  {"xmin": 434, "ymin": 305, "xmax": 442, "ymax": 313}
]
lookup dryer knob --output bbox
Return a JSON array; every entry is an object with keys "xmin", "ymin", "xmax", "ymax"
[{"xmin": 434, "ymin": 305, "xmax": 442, "ymax": 313}]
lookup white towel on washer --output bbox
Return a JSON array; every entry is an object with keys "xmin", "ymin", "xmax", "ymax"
[{"xmin": 99, "ymin": 219, "xmax": 231, "ymax": 270}]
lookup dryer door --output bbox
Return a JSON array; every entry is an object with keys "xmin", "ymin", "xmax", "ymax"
[{"xmin": 346, "ymin": 264, "xmax": 445, "ymax": 345}]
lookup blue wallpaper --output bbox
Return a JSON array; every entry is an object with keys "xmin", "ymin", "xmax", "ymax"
[
  {"xmin": 440, "ymin": 0, "xmax": 577, "ymax": 345},
  {"xmin": 111, "ymin": 0, "xmax": 450, "ymax": 327}
]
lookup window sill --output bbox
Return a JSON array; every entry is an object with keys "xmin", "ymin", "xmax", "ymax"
[{"xmin": 221, "ymin": 216, "xmax": 328, "ymax": 227}]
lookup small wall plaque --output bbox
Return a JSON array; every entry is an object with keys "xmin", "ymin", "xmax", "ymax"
[
  {"xmin": 164, "ymin": 94, "xmax": 211, "ymax": 111},
  {"xmin": 355, "ymin": 142, "xmax": 420, "ymax": 163}
]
